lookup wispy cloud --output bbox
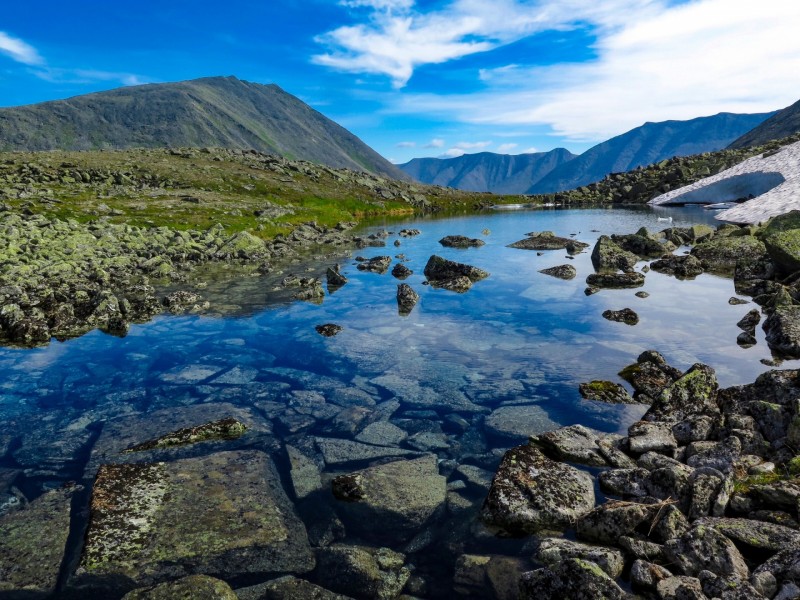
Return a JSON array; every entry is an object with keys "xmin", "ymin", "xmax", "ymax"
[
  {"xmin": 377, "ymin": 0, "xmax": 800, "ymax": 142},
  {"xmin": 454, "ymin": 141, "xmax": 492, "ymax": 150},
  {"xmin": 423, "ymin": 138, "xmax": 445, "ymax": 148},
  {"xmin": 0, "ymin": 31, "xmax": 44, "ymax": 66},
  {"xmin": 396, "ymin": 140, "xmax": 416, "ymax": 147},
  {"xmin": 33, "ymin": 68, "xmax": 150, "ymax": 87},
  {"xmin": 497, "ymin": 143, "xmax": 518, "ymax": 153},
  {"xmin": 314, "ymin": 0, "xmax": 663, "ymax": 87}
]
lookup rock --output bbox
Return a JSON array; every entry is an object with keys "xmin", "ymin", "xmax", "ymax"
[
  {"xmin": 0, "ymin": 484, "xmax": 80, "ymax": 596},
  {"xmin": 396, "ymin": 284, "xmax": 419, "ymax": 315},
  {"xmin": 356, "ymin": 256, "xmax": 391, "ymax": 274},
  {"xmin": 73, "ymin": 451, "xmax": 314, "ymax": 594},
  {"xmin": 120, "ymin": 418, "xmax": 247, "ymax": 454},
  {"xmin": 453, "ymin": 554, "xmax": 526, "ymax": 600},
  {"xmin": 665, "ymin": 525, "xmax": 749, "ymax": 579},
  {"xmin": 398, "ymin": 228, "xmax": 420, "ymax": 237},
  {"xmin": 631, "ymin": 560, "xmax": 672, "ymax": 592},
  {"xmin": 591, "ymin": 235, "xmax": 640, "ymax": 272},
  {"xmin": 602, "ymin": 308, "xmax": 640, "ymax": 325},
  {"xmin": 326, "ymin": 265, "xmax": 348, "ymax": 288},
  {"xmin": 534, "ymin": 424, "xmax": 609, "ymax": 466},
  {"xmin": 599, "ymin": 468, "xmax": 650, "ymax": 498},
  {"xmin": 316, "ymin": 324, "xmax": 343, "ymax": 337},
  {"xmin": 763, "ymin": 213, "xmax": 800, "ymax": 273},
  {"xmin": 121, "ymin": 575, "xmax": 238, "ymax": 599},
  {"xmin": 286, "ymin": 445, "xmax": 323, "ymax": 500},
  {"xmin": 619, "ymin": 351, "xmax": 682, "ymax": 401},
  {"xmin": 687, "ymin": 468, "xmax": 731, "ymax": 519},
  {"xmin": 481, "ymin": 444, "xmax": 595, "ymax": 535},
  {"xmin": 508, "ymin": 231, "xmax": 588, "ymax": 252},
  {"xmin": 673, "ymin": 415, "xmax": 718, "ymax": 445},
  {"xmin": 738, "ymin": 309, "xmax": 762, "ymax": 332},
  {"xmin": 439, "ymin": 235, "xmax": 485, "ymax": 248},
  {"xmin": 695, "ymin": 517, "xmax": 800, "ymax": 552},
  {"xmin": 628, "ymin": 421, "xmax": 678, "ymax": 454},
  {"xmin": 313, "ymin": 545, "xmax": 409, "ymax": 600},
  {"xmin": 585, "ymin": 272, "xmax": 645, "ymax": 289},
  {"xmin": 612, "ymin": 232, "xmax": 668, "ymax": 258},
  {"xmin": 519, "ymin": 558, "xmax": 628, "ymax": 600},
  {"xmin": 576, "ymin": 500, "xmax": 656, "ymax": 544},
  {"xmin": 763, "ymin": 306, "xmax": 800, "ymax": 358},
  {"xmin": 423, "ymin": 255, "xmax": 488, "ymax": 288},
  {"xmin": 315, "ymin": 438, "xmax": 420, "ymax": 466},
  {"xmin": 656, "ymin": 576, "xmax": 708, "ymax": 600},
  {"xmin": 650, "ymin": 254, "xmax": 705, "ymax": 278},
  {"xmin": 391, "ymin": 263, "xmax": 412, "ymax": 279},
  {"xmin": 354, "ymin": 421, "xmax": 408, "ymax": 446},
  {"xmin": 484, "ymin": 405, "xmax": 560, "ymax": 443},
  {"xmin": 538, "ymin": 264, "xmax": 577, "ymax": 280},
  {"xmin": 698, "ymin": 570, "xmax": 765, "ymax": 600},
  {"xmin": 237, "ymin": 576, "xmax": 351, "ymax": 600},
  {"xmin": 619, "ymin": 536, "xmax": 666, "ymax": 562},
  {"xmin": 692, "ymin": 236, "xmax": 768, "ymax": 273},
  {"xmin": 579, "ymin": 381, "xmax": 636, "ymax": 404},
  {"xmin": 330, "ymin": 455, "xmax": 445, "ymax": 542},
  {"xmin": 643, "ymin": 363, "xmax": 719, "ymax": 423},
  {"xmin": 534, "ymin": 538, "xmax": 626, "ymax": 578},
  {"xmin": 650, "ymin": 504, "xmax": 691, "ymax": 543},
  {"xmin": 216, "ymin": 230, "xmax": 268, "ymax": 259},
  {"xmin": 686, "ymin": 437, "xmax": 742, "ymax": 473}
]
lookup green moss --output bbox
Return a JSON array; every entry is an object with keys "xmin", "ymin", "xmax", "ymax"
[
  {"xmin": 732, "ymin": 471, "xmax": 782, "ymax": 494},
  {"xmin": 122, "ymin": 418, "xmax": 247, "ymax": 453}
]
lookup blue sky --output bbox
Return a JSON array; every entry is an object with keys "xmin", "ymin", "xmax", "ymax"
[{"xmin": 2, "ymin": 0, "xmax": 799, "ymax": 164}]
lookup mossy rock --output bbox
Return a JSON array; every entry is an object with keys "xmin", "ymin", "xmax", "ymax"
[
  {"xmin": 692, "ymin": 236, "xmax": 767, "ymax": 272},
  {"xmin": 121, "ymin": 575, "xmax": 237, "ymax": 599},
  {"xmin": 762, "ymin": 210, "xmax": 800, "ymax": 235},
  {"xmin": 763, "ymin": 229, "xmax": 800, "ymax": 273}
]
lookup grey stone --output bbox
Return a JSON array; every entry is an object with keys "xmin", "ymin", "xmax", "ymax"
[
  {"xmin": 314, "ymin": 545, "xmax": 409, "ymax": 600},
  {"xmin": 630, "ymin": 560, "xmax": 672, "ymax": 592},
  {"xmin": 665, "ymin": 525, "xmax": 749, "ymax": 579},
  {"xmin": 534, "ymin": 424, "xmax": 609, "ymax": 466},
  {"xmin": 519, "ymin": 558, "xmax": 627, "ymax": 600},
  {"xmin": 484, "ymin": 405, "xmax": 559, "ymax": 442},
  {"xmin": 535, "ymin": 537, "xmax": 626, "ymax": 578},
  {"xmin": 315, "ymin": 438, "xmax": 420, "ymax": 466}
]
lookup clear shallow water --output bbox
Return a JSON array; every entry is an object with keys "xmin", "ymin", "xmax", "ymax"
[{"xmin": 0, "ymin": 205, "xmax": 795, "ymax": 593}]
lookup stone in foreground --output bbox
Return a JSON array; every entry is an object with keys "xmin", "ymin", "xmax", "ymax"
[
  {"xmin": 481, "ymin": 444, "xmax": 595, "ymax": 535},
  {"xmin": 314, "ymin": 545, "xmax": 409, "ymax": 600},
  {"xmin": 121, "ymin": 575, "xmax": 237, "ymax": 599},
  {"xmin": 72, "ymin": 451, "xmax": 313, "ymax": 595},
  {"xmin": 519, "ymin": 558, "xmax": 627, "ymax": 600}
]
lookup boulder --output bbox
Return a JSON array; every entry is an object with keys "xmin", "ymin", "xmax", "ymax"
[
  {"xmin": 534, "ymin": 424, "xmax": 609, "ymax": 466},
  {"xmin": 695, "ymin": 517, "xmax": 800, "ymax": 552},
  {"xmin": 121, "ymin": 575, "xmax": 237, "ymax": 599},
  {"xmin": 598, "ymin": 468, "xmax": 650, "ymax": 498},
  {"xmin": 314, "ymin": 545, "xmax": 408, "ymax": 600},
  {"xmin": 236, "ymin": 576, "xmax": 351, "ymax": 600},
  {"xmin": 576, "ymin": 500, "xmax": 656, "ymax": 544},
  {"xmin": 534, "ymin": 538, "xmax": 626, "ymax": 578},
  {"xmin": 591, "ymin": 235, "xmax": 639, "ymax": 272},
  {"xmin": 618, "ymin": 350, "xmax": 682, "ymax": 401},
  {"xmin": 656, "ymin": 576, "xmax": 708, "ymax": 600},
  {"xmin": 692, "ymin": 236, "xmax": 767, "ymax": 273},
  {"xmin": 519, "ymin": 558, "xmax": 628, "ymax": 600},
  {"xmin": 585, "ymin": 272, "xmax": 645, "ymax": 289},
  {"xmin": 481, "ymin": 444, "xmax": 595, "ymax": 535},
  {"xmin": 630, "ymin": 560, "xmax": 672, "ymax": 592},
  {"xmin": 390, "ymin": 263, "xmax": 412, "ymax": 279},
  {"xmin": 484, "ymin": 405, "xmax": 560, "ymax": 443},
  {"xmin": 763, "ymin": 215, "xmax": 800, "ymax": 273},
  {"xmin": 316, "ymin": 324, "xmax": 343, "ymax": 337},
  {"xmin": 356, "ymin": 256, "xmax": 391, "ymax": 274},
  {"xmin": 423, "ymin": 255, "xmax": 488, "ymax": 287},
  {"xmin": 330, "ymin": 455, "xmax": 445, "ymax": 542},
  {"xmin": 439, "ymin": 235, "xmax": 485, "ymax": 248},
  {"xmin": 611, "ymin": 232, "xmax": 667, "ymax": 258},
  {"xmin": 508, "ymin": 231, "xmax": 588, "ymax": 252},
  {"xmin": 602, "ymin": 308, "xmax": 639, "ymax": 325},
  {"xmin": 763, "ymin": 306, "xmax": 800, "ymax": 358},
  {"xmin": 665, "ymin": 525, "xmax": 750, "ymax": 579},
  {"xmin": 538, "ymin": 264, "xmax": 577, "ymax": 280},
  {"xmin": 643, "ymin": 363, "xmax": 719, "ymax": 423},
  {"xmin": 326, "ymin": 265, "xmax": 348, "ymax": 287},
  {"xmin": 650, "ymin": 254, "xmax": 704, "ymax": 278},
  {"xmin": 628, "ymin": 421, "xmax": 678, "ymax": 454},
  {"xmin": 396, "ymin": 283, "xmax": 419, "ymax": 315}
]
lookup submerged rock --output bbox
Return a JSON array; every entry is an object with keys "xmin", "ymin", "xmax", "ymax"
[
  {"xmin": 484, "ymin": 405, "xmax": 560, "ymax": 443},
  {"xmin": 481, "ymin": 444, "xmax": 595, "ymax": 535},
  {"xmin": 439, "ymin": 235, "xmax": 485, "ymax": 248},
  {"xmin": 330, "ymin": 455, "xmax": 445, "ymax": 542},
  {"xmin": 579, "ymin": 380, "xmax": 636, "ymax": 404},
  {"xmin": 538, "ymin": 264, "xmax": 577, "ymax": 280},
  {"xmin": 121, "ymin": 418, "xmax": 247, "ymax": 453},
  {"xmin": 73, "ymin": 451, "xmax": 314, "ymax": 594},
  {"xmin": 314, "ymin": 545, "xmax": 409, "ymax": 600}
]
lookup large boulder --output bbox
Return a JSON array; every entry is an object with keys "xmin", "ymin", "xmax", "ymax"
[
  {"xmin": 313, "ymin": 545, "xmax": 409, "ymax": 600},
  {"xmin": 586, "ymin": 272, "xmax": 645, "ymax": 289},
  {"xmin": 439, "ymin": 235, "xmax": 485, "ymax": 248},
  {"xmin": 591, "ymin": 236, "xmax": 639, "ymax": 272},
  {"xmin": 508, "ymin": 231, "xmax": 588, "ymax": 252},
  {"xmin": 121, "ymin": 575, "xmax": 238, "ymax": 600},
  {"xmin": 643, "ymin": 363, "xmax": 719, "ymax": 423},
  {"xmin": 664, "ymin": 525, "xmax": 749, "ymax": 579},
  {"xmin": 519, "ymin": 558, "xmax": 628, "ymax": 600},
  {"xmin": 423, "ymin": 255, "xmax": 488, "ymax": 289},
  {"xmin": 534, "ymin": 424, "xmax": 610, "ymax": 466},
  {"xmin": 72, "ymin": 451, "xmax": 314, "ymax": 595},
  {"xmin": 330, "ymin": 455, "xmax": 446, "ymax": 543},
  {"xmin": 763, "ymin": 305, "xmax": 800, "ymax": 358},
  {"xmin": 762, "ymin": 210, "xmax": 800, "ymax": 273},
  {"xmin": 534, "ymin": 538, "xmax": 626, "ymax": 578},
  {"xmin": 691, "ymin": 236, "xmax": 767, "ymax": 273},
  {"xmin": 481, "ymin": 444, "xmax": 595, "ymax": 535}
]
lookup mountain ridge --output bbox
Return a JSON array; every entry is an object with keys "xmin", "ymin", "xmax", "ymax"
[
  {"xmin": 728, "ymin": 98, "xmax": 800, "ymax": 149},
  {"xmin": 0, "ymin": 76, "xmax": 407, "ymax": 180}
]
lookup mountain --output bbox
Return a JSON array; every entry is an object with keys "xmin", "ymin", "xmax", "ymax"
[
  {"xmin": 0, "ymin": 76, "xmax": 406, "ymax": 179},
  {"xmin": 728, "ymin": 98, "xmax": 800, "ymax": 149},
  {"xmin": 398, "ymin": 148, "xmax": 576, "ymax": 193},
  {"xmin": 529, "ymin": 112, "xmax": 775, "ymax": 193}
]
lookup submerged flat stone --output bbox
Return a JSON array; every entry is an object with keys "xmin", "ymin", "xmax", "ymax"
[
  {"xmin": 0, "ymin": 484, "xmax": 80, "ymax": 596},
  {"xmin": 484, "ymin": 404, "xmax": 560, "ymax": 442},
  {"xmin": 315, "ymin": 438, "xmax": 420, "ymax": 466},
  {"xmin": 73, "ymin": 451, "xmax": 313, "ymax": 594}
]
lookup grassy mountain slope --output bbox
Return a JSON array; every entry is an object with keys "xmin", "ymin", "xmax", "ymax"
[
  {"xmin": 0, "ymin": 76, "xmax": 406, "ymax": 179},
  {"xmin": 728, "ymin": 98, "xmax": 800, "ymax": 149},
  {"xmin": 398, "ymin": 148, "xmax": 576, "ymax": 193},
  {"xmin": 529, "ymin": 112, "xmax": 774, "ymax": 193}
]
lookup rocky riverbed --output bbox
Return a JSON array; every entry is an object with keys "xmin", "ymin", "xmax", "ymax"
[{"xmin": 2, "ymin": 208, "xmax": 800, "ymax": 598}]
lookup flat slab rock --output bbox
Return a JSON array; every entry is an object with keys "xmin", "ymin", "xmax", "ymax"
[
  {"xmin": 481, "ymin": 444, "xmax": 595, "ymax": 535},
  {"xmin": 534, "ymin": 424, "xmax": 614, "ymax": 467},
  {"xmin": 72, "ymin": 450, "xmax": 314, "ymax": 594},
  {"xmin": 484, "ymin": 405, "xmax": 560, "ymax": 442},
  {"xmin": 519, "ymin": 558, "xmax": 627, "ymax": 600}
]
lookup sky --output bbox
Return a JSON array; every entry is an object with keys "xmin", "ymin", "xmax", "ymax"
[{"xmin": 1, "ymin": 0, "xmax": 800, "ymax": 164}]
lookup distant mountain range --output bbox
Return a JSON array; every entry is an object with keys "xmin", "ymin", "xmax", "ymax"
[
  {"xmin": 0, "ymin": 76, "xmax": 406, "ymax": 179},
  {"xmin": 398, "ymin": 148, "xmax": 575, "ymax": 194},
  {"xmin": 400, "ymin": 112, "xmax": 775, "ymax": 194},
  {"xmin": 728, "ymin": 98, "xmax": 800, "ymax": 149}
]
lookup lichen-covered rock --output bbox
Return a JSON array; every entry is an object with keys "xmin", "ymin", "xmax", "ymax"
[
  {"xmin": 519, "ymin": 558, "xmax": 628, "ymax": 600},
  {"xmin": 396, "ymin": 283, "xmax": 419, "ymax": 315},
  {"xmin": 481, "ymin": 444, "xmax": 595, "ymax": 535},
  {"xmin": 535, "ymin": 538, "xmax": 626, "ymax": 578},
  {"xmin": 0, "ymin": 484, "xmax": 80, "ymax": 596},
  {"xmin": 423, "ymin": 255, "xmax": 488, "ymax": 287},
  {"xmin": 665, "ymin": 525, "xmax": 749, "ymax": 579},
  {"xmin": 579, "ymin": 380, "xmax": 636, "ymax": 404},
  {"xmin": 630, "ymin": 560, "xmax": 672, "ymax": 592},
  {"xmin": 650, "ymin": 254, "xmax": 704, "ymax": 278},
  {"xmin": 753, "ymin": 548, "xmax": 800, "ymax": 589},
  {"xmin": 698, "ymin": 570, "xmax": 765, "ymax": 600},
  {"xmin": 763, "ymin": 218, "xmax": 800, "ymax": 274},
  {"xmin": 121, "ymin": 418, "xmax": 247, "ymax": 453},
  {"xmin": 591, "ymin": 235, "xmax": 640, "ymax": 272},
  {"xmin": 643, "ymin": 363, "xmax": 719, "ymax": 423},
  {"xmin": 73, "ymin": 451, "xmax": 314, "ymax": 594},
  {"xmin": 611, "ymin": 232, "xmax": 667, "ymax": 258},
  {"xmin": 692, "ymin": 236, "xmax": 768, "ymax": 273},
  {"xmin": 121, "ymin": 575, "xmax": 238, "ymax": 600},
  {"xmin": 534, "ymin": 424, "xmax": 609, "ymax": 466},
  {"xmin": 236, "ymin": 576, "xmax": 351, "ymax": 600},
  {"xmin": 439, "ymin": 235, "xmax": 485, "ymax": 248},
  {"xmin": 538, "ymin": 264, "xmax": 577, "ymax": 280},
  {"xmin": 763, "ymin": 306, "xmax": 800, "ymax": 358},
  {"xmin": 330, "ymin": 455, "xmax": 446, "ymax": 542},
  {"xmin": 576, "ymin": 500, "xmax": 656, "ymax": 544},
  {"xmin": 694, "ymin": 517, "xmax": 800, "ymax": 552},
  {"xmin": 628, "ymin": 421, "xmax": 678, "ymax": 454},
  {"xmin": 656, "ymin": 576, "xmax": 708, "ymax": 600},
  {"xmin": 313, "ymin": 545, "xmax": 409, "ymax": 600},
  {"xmin": 599, "ymin": 468, "xmax": 650, "ymax": 498},
  {"xmin": 508, "ymin": 231, "xmax": 588, "ymax": 252},
  {"xmin": 602, "ymin": 308, "xmax": 640, "ymax": 325},
  {"xmin": 585, "ymin": 272, "xmax": 645, "ymax": 289},
  {"xmin": 619, "ymin": 351, "xmax": 682, "ymax": 402}
]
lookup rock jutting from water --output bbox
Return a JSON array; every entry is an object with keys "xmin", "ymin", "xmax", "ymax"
[
  {"xmin": 439, "ymin": 235, "xmax": 485, "ymax": 248},
  {"xmin": 423, "ymin": 255, "xmax": 489, "ymax": 292}
]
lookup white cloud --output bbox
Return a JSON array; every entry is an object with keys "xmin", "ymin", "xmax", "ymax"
[
  {"xmin": 454, "ymin": 140, "xmax": 492, "ymax": 150},
  {"xmin": 314, "ymin": 0, "xmax": 664, "ymax": 87},
  {"xmin": 396, "ymin": 141, "xmax": 416, "ymax": 147},
  {"xmin": 379, "ymin": 0, "xmax": 800, "ymax": 142},
  {"xmin": 497, "ymin": 143, "xmax": 518, "ymax": 153},
  {"xmin": 33, "ymin": 68, "xmax": 150, "ymax": 87},
  {"xmin": 441, "ymin": 148, "xmax": 465, "ymax": 158},
  {"xmin": 0, "ymin": 31, "xmax": 43, "ymax": 66},
  {"xmin": 521, "ymin": 147, "xmax": 539, "ymax": 153},
  {"xmin": 423, "ymin": 138, "xmax": 445, "ymax": 148}
]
